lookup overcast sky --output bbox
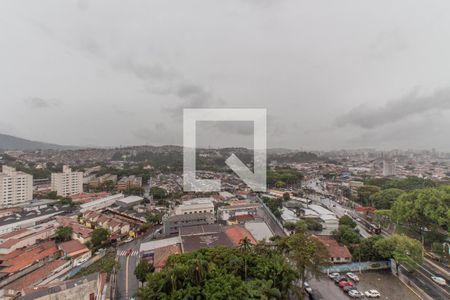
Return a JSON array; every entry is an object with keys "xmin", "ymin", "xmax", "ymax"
[{"xmin": 2, "ymin": 1, "xmax": 450, "ymax": 150}]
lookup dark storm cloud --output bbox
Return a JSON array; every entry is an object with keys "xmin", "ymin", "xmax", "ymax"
[
  {"xmin": 335, "ymin": 88, "xmax": 450, "ymax": 129},
  {"xmin": 24, "ymin": 97, "xmax": 61, "ymax": 109}
]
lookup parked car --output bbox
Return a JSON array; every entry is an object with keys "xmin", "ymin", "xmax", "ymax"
[
  {"xmin": 328, "ymin": 272, "xmax": 340, "ymax": 279},
  {"xmin": 304, "ymin": 282, "xmax": 313, "ymax": 294},
  {"xmin": 348, "ymin": 290, "xmax": 363, "ymax": 298},
  {"xmin": 431, "ymin": 276, "xmax": 447, "ymax": 286},
  {"xmin": 334, "ymin": 276, "xmax": 348, "ymax": 284},
  {"xmin": 343, "ymin": 286, "xmax": 357, "ymax": 293},
  {"xmin": 364, "ymin": 290, "xmax": 381, "ymax": 298},
  {"xmin": 346, "ymin": 272, "xmax": 359, "ymax": 282},
  {"xmin": 339, "ymin": 281, "xmax": 354, "ymax": 288}
]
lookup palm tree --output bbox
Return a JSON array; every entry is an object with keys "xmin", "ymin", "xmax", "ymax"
[{"xmin": 239, "ymin": 237, "xmax": 253, "ymax": 280}]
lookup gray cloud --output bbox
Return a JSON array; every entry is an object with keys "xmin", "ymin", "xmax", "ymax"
[
  {"xmin": 24, "ymin": 97, "xmax": 61, "ymax": 109},
  {"xmin": 335, "ymin": 88, "xmax": 450, "ymax": 129},
  {"xmin": 202, "ymin": 121, "xmax": 254, "ymax": 136},
  {"xmin": 112, "ymin": 56, "xmax": 177, "ymax": 82},
  {"xmin": 347, "ymin": 111, "xmax": 450, "ymax": 149},
  {"xmin": 166, "ymin": 83, "xmax": 223, "ymax": 118},
  {"xmin": 369, "ymin": 30, "xmax": 408, "ymax": 60},
  {"xmin": 133, "ymin": 123, "xmax": 178, "ymax": 145}
]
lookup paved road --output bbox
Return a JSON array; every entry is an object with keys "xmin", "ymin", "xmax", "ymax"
[
  {"xmin": 116, "ymin": 239, "xmax": 141, "ymax": 300},
  {"xmin": 115, "ymin": 226, "xmax": 162, "ymax": 300}
]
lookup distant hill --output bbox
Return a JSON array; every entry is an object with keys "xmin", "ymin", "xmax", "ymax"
[{"xmin": 0, "ymin": 133, "xmax": 75, "ymax": 151}]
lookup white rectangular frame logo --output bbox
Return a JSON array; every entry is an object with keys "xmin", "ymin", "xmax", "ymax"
[{"xmin": 183, "ymin": 108, "xmax": 267, "ymax": 192}]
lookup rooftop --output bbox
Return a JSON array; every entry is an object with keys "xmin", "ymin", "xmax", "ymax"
[
  {"xmin": 6, "ymin": 259, "xmax": 68, "ymax": 291},
  {"xmin": 59, "ymin": 240, "xmax": 89, "ymax": 256},
  {"xmin": 224, "ymin": 225, "xmax": 256, "ymax": 246},
  {"xmin": 244, "ymin": 221, "xmax": 274, "ymax": 241},
  {"xmin": 117, "ymin": 195, "xmax": 144, "ymax": 204},
  {"xmin": 181, "ymin": 231, "xmax": 233, "ymax": 253},
  {"xmin": 179, "ymin": 224, "xmax": 222, "ymax": 236},
  {"xmin": 315, "ymin": 235, "xmax": 352, "ymax": 259}
]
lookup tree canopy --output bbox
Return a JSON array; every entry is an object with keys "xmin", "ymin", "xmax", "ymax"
[
  {"xmin": 374, "ymin": 234, "xmax": 423, "ymax": 272},
  {"xmin": 338, "ymin": 215, "xmax": 357, "ymax": 229},
  {"xmin": 135, "ymin": 260, "xmax": 155, "ymax": 284},
  {"xmin": 356, "ymin": 185, "xmax": 381, "ymax": 206},
  {"xmin": 56, "ymin": 226, "xmax": 73, "ymax": 242},
  {"xmin": 366, "ymin": 176, "xmax": 436, "ymax": 191},
  {"xmin": 138, "ymin": 246, "xmax": 297, "ymax": 300},
  {"xmin": 91, "ymin": 228, "xmax": 110, "ymax": 248},
  {"xmin": 391, "ymin": 187, "xmax": 450, "ymax": 234},
  {"xmin": 369, "ymin": 188, "xmax": 404, "ymax": 209}
]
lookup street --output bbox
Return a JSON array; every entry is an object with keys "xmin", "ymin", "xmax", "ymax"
[{"xmin": 116, "ymin": 239, "xmax": 141, "ymax": 300}]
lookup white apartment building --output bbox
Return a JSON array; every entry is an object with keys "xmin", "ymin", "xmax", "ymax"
[
  {"xmin": 51, "ymin": 165, "xmax": 83, "ymax": 197},
  {"xmin": 174, "ymin": 197, "xmax": 215, "ymax": 215},
  {"xmin": 0, "ymin": 166, "xmax": 33, "ymax": 208}
]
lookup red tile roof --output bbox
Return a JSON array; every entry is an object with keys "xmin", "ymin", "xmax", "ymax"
[
  {"xmin": 229, "ymin": 214, "xmax": 255, "ymax": 222},
  {"xmin": 6, "ymin": 259, "xmax": 67, "ymax": 290},
  {"xmin": 152, "ymin": 244, "xmax": 182, "ymax": 269},
  {"xmin": 224, "ymin": 225, "xmax": 256, "ymax": 247},
  {"xmin": 59, "ymin": 240, "xmax": 89, "ymax": 256},
  {"xmin": 0, "ymin": 229, "xmax": 28, "ymax": 240},
  {"xmin": 314, "ymin": 235, "xmax": 352, "ymax": 259},
  {"xmin": 0, "ymin": 241, "xmax": 58, "ymax": 274}
]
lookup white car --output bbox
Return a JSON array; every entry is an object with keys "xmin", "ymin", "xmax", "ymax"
[
  {"xmin": 348, "ymin": 290, "xmax": 363, "ymax": 298},
  {"xmin": 346, "ymin": 272, "xmax": 360, "ymax": 282},
  {"xmin": 303, "ymin": 282, "xmax": 313, "ymax": 294},
  {"xmin": 431, "ymin": 276, "xmax": 447, "ymax": 286},
  {"xmin": 328, "ymin": 272, "xmax": 340, "ymax": 279},
  {"xmin": 364, "ymin": 290, "xmax": 381, "ymax": 298}
]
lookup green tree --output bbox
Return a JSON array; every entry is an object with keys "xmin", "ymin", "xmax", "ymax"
[
  {"xmin": 338, "ymin": 215, "xmax": 357, "ymax": 229},
  {"xmin": 286, "ymin": 232, "xmax": 329, "ymax": 299},
  {"xmin": 356, "ymin": 185, "xmax": 381, "ymax": 206},
  {"xmin": 150, "ymin": 186, "xmax": 167, "ymax": 199},
  {"xmin": 283, "ymin": 221, "xmax": 296, "ymax": 232},
  {"xmin": 261, "ymin": 197, "xmax": 282, "ymax": 219},
  {"xmin": 391, "ymin": 188, "xmax": 449, "ymax": 237},
  {"xmin": 352, "ymin": 235, "xmax": 384, "ymax": 261},
  {"xmin": 146, "ymin": 212, "xmax": 162, "ymax": 224},
  {"xmin": 375, "ymin": 234, "xmax": 423, "ymax": 273},
  {"xmin": 333, "ymin": 225, "xmax": 361, "ymax": 246},
  {"xmin": 91, "ymin": 228, "xmax": 110, "ymax": 248},
  {"xmin": 135, "ymin": 260, "xmax": 155, "ymax": 284},
  {"xmin": 369, "ymin": 188, "xmax": 404, "ymax": 209},
  {"xmin": 304, "ymin": 218, "xmax": 323, "ymax": 231},
  {"xmin": 56, "ymin": 226, "xmax": 73, "ymax": 242},
  {"xmin": 138, "ymin": 246, "xmax": 296, "ymax": 299},
  {"xmin": 282, "ymin": 192, "xmax": 290, "ymax": 201}
]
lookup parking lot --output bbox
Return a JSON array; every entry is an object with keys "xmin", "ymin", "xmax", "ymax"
[{"xmin": 307, "ymin": 270, "xmax": 420, "ymax": 300}]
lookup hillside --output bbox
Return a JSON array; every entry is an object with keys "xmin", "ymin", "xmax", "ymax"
[{"xmin": 0, "ymin": 133, "xmax": 73, "ymax": 151}]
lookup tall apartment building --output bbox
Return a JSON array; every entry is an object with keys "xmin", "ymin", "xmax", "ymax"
[
  {"xmin": 0, "ymin": 166, "xmax": 33, "ymax": 208},
  {"xmin": 382, "ymin": 160, "xmax": 396, "ymax": 177},
  {"xmin": 51, "ymin": 165, "xmax": 83, "ymax": 197}
]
